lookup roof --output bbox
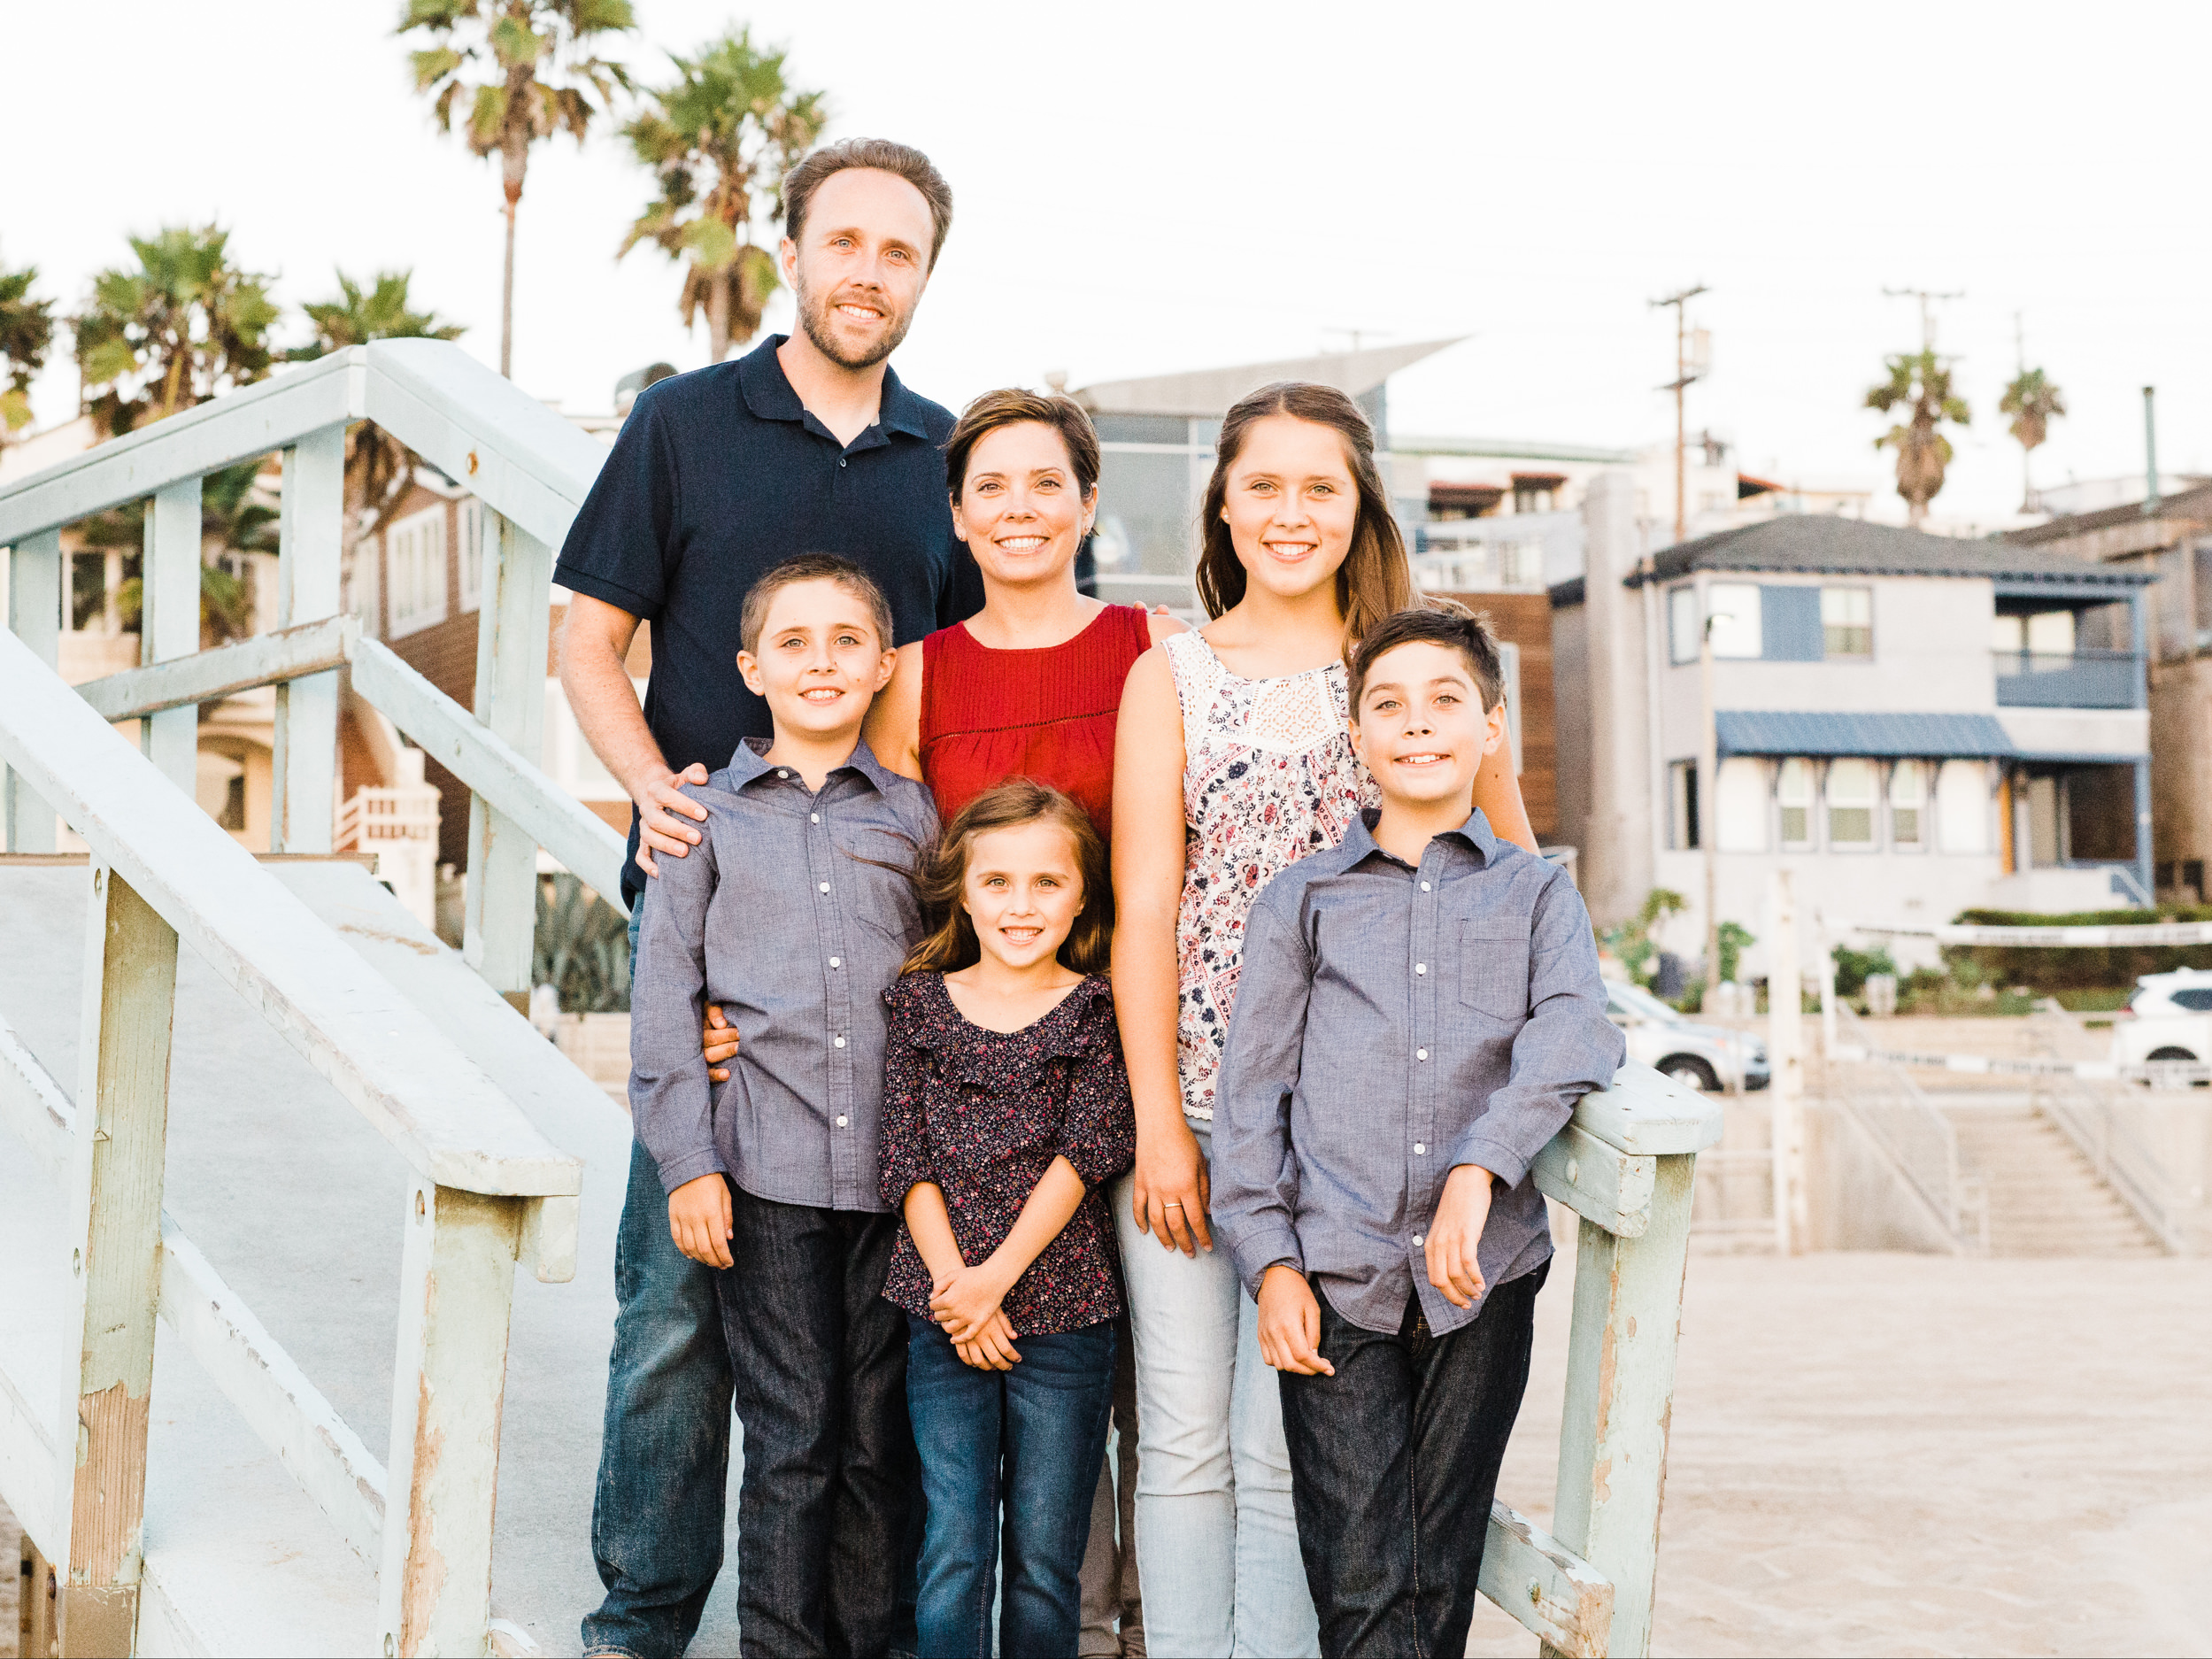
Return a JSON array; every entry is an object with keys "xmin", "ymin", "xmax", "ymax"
[
  {"xmin": 1715, "ymin": 711, "xmax": 2015, "ymax": 759},
  {"xmin": 1622, "ymin": 515, "xmax": 2155, "ymax": 590},
  {"xmin": 2006, "ymin": 481, "xmax": 2212, "ymax": 544},
  {"xmin": 1392, "ymin": 433, "xmax": 1638, "ymax": 464},
  {"xmin": 1073, "ymin": 337, "xmax": 1462, "ymax": 418}
]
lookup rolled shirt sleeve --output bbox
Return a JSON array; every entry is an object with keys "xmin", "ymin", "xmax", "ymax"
[
  {"xmin": 626, "ymin": 785, "xmax": 726, "ymax": 1194},
  {"xmin": 1448, "ymin": 872, "xmax": 1625, "ymax": 1188},
  {"xmin": 1210, "ymin": 891, "xmax": 1314, "ymax": 1297}
]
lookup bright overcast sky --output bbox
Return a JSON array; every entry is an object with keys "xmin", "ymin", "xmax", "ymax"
[{"xmin": 10, "ymin": 1, "xmax": 2209, "ymax": 521}]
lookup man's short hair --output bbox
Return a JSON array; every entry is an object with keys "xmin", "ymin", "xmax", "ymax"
[
  {"xmin": 739, "ymin": 553, "xmax": 894, "ymax": 657},
  {"xmin": 783, "ymin": 138, "xmax": 953, "ymax": 271},
  {"xmin": 1349, "ymin": 598, "xmax": 1507, "ymax": 714}
]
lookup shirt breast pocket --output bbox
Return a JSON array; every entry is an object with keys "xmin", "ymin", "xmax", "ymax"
[{"xmin": 1459, "ymin": 916, "xmax": 1530, "ymax": 1022}]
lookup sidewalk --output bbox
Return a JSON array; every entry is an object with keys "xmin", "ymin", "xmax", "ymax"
[{"xmin": 1468, "ymin": 1248, "xmax": 2212, "ymax": 1657}]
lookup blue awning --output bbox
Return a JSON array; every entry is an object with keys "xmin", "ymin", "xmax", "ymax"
[{"xmin": 1715, "ymin": 711, "xmax": 2016, "ymax": 759}]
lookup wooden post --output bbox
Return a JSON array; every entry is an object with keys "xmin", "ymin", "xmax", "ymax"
[
  {"xmin": 462, "ymin": 510, "xmax": 551, "ymax": 1000},
  {"xmin": 5, "ymin": 528, "xmax": 63, "ymax": 851},
  {"xmin": 1766, "ymin": 870, "xmax": 1804, "ymax": 1254},
  {"xmin": 143, "ymin": 481, "xmax": 201, "ymax": 797},
  {"xmin": 55, "ymin": 865, "xmax": 180, "ymax": 1657},
  {"xmin": 1548, "ymin": 1154, "xmax": 1697, "ymax": 1658},
  {"xmin": 273, "ymin": 429, "xmax": 345, "ymax": 853},
  {"xmin": 377, "ymin": 1177, "xmax": 523, "ymax": 1658}
]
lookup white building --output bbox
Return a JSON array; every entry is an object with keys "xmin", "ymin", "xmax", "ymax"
[{"xmin": 1553, "ymin": 483, "xmax": 2156, "ymax": 978}]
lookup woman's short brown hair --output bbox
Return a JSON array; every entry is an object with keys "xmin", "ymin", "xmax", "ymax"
[
  {"xmin": 1194, "ymin": 381, "xmax": 1414, "ymax": 656},
  {"xmin": 902, "ymin": 779, "xmax": 1112, "ymax": 977},
  {"xmin": 943, "ymin": 390, "xmax": 1102, "ymax": 502}
]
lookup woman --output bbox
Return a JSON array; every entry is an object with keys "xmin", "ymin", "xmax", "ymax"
[
  {"xmin": 1108, "ymin": 381, "xmax": 1538, "ymax": 1656},
  {"xmin": 867, "ymin": 387, "xmax": 1183, "ymax": 833}
]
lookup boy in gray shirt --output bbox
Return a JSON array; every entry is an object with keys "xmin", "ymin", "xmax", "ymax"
[
  {"xmin": 628, "ymin": 554, "xmax": 937, "ymax": 1655},
  {"xmin": 1212, "ymin": 603, "xmax": 1622, "ymax": 1658}
]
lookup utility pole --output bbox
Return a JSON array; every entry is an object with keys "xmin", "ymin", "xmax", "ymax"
[
  {"xmin": 1700, "ymin": 605, "xmax": 1721, "ymax": 1003},
  {"xmin": 1651, "ymin": 285, "xmax": 1708, "ymax": 546},
  {"xmin": 1883, "ymin": 285, "xmax": 1963, "ymax": 353},
  {"xmin": 2144, "ymin": 386, "xmax": 2161, "ymax": 514}
]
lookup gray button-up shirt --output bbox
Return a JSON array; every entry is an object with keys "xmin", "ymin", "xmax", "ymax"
[
  {"xmin": 1212, "ymin": 807, "xmax": 1623, "ymax": 1336},
  {"xmin": 629, "ymin": 737, "xmax": 938, "ymax": 1213}
]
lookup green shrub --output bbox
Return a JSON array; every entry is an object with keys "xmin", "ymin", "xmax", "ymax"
[
  {"xmin": 1831, "ymin": 944, "xmax": 1898, "ymax": 999},
  {"xmin": 1946, "ymin": 905, "xmax": 2212, "ymax": 990},
  {"xmin": 535, "ymin": 874, "xmax": 630, "ymax": 1013}
]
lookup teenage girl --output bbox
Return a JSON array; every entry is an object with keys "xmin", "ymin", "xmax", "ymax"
[
  {"xmin": 879, "ymin": 780, "xmax": 1137, "ymax": 1659},
  {"xmin": 1108, "ymin": 381, "xmax": 1540, "ymax": 1655}
]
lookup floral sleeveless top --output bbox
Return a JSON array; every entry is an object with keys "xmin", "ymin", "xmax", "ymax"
[{"xmin": 1163, "ymin": 630, "xmax": 1377, "ymax": 1120}]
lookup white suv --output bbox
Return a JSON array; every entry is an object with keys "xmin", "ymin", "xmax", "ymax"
[{"xmin": 2110, "ymin": 967, "xmax": 2212, "ymax": 1069}]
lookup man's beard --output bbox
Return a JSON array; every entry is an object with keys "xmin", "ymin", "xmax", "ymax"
[{"xmin": 793, "ymin": 273, "xmax": 914, "ymax": 372}]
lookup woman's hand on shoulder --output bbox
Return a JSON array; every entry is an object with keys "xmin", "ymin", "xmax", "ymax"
[{"xmin": 1145, "ymin": 605, "xmax": 1188, "ymax": 643}]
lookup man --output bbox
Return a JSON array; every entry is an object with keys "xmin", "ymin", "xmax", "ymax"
[{"xmin": 558, "ymin": 136, "xmax": 979, "ymax": 1658}]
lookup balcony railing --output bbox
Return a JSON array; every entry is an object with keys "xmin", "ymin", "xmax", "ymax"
[{"xmin": 1992, "ymin": 647, "xmax": 2141, "ymax": 709}]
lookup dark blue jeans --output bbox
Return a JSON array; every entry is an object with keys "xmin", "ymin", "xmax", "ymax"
[
  {"xmin": 906, "ymin": 1316, "xmax": 1116, "ymax": 1659},
  {"xmin": 1277, "ymin": 1264, "xmax": 1546, "ymax": 1659}
]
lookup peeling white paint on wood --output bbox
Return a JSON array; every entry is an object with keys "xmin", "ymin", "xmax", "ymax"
[
  {"xmin": 1570, "ymin": 1061, "xmax": 1726, "ymax": 1158},
  {"xmin": 465, "ymin": 512, "xmax": 555, "ymax": 991},
  {"xmin": 1533, "ymin": 1123, "xmax": 1658, "ymax": 1240},
  {"xmin": 0, "ymin": 628, "xmax": 582, "ymax": 1198},
  {"xmin": 72, "ymin": 615, "xmax": 358, "ymax": 721},
  {"xmin": 1479, "ymin": 1499, "xmax": 1614, "ymax": 1656}
]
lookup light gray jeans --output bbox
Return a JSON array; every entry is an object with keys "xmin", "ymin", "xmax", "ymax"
[{"xmin": 1111, "ymin": 1121, "xmax": 1320, "ymax": 1658}]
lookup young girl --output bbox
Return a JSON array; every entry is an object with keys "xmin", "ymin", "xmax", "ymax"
[
  {"xmin": 1108, "ymin": 381, "xmax": 1541, "ymax": 1656},
  {"xmin": 879, "ymin": 780, "xmax": 1137, "ymax": 1658}
]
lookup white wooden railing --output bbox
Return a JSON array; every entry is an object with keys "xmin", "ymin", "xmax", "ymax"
[
  {"xmin": 1829, "ymin": 1005, "xmax": 1991, "ymax": 1253},
  {"xmin": 0, "ymin": 341, "xmax": 1724, "ymax": 1656}
]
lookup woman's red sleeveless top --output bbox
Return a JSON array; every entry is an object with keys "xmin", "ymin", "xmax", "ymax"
[{"xmin": 918, "ymin": 604, "xmax": 1153, "ymax": 840}]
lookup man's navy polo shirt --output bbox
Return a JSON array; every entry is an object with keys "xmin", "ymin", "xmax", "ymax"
[{"xmin": 553, "ymin": 335, "xmax": 983, "ymax": 902}]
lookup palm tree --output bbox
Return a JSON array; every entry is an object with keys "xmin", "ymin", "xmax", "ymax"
[
  {"xmin": 620, "ymin": 28, "xmax": 827, "ymax": 363},
  {"xmin": 289, "ymin": 270, "xmax": 466, "ymax": 609},
  {"xmin": 401, "ymin": 0, "xmax": 635, "ymax": 378},
  {"xmin": 74, "ymin": 225, "xmax": 280, "ymax": 436},
  {"xmin": 1865, "ymin": 350, "xmax": 1969, "ymax": 527},
  {"xmin": 0, "ymin": 250, "xmax": 58, "ymax": 447},
  {"xmin": 1999, "ymin": 366, "xmax": 2066, "ymax": 511}
]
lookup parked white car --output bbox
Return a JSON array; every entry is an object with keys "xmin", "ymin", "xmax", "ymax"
[
  {"xmin": 1602, "ymin": 978, "xmax": 1769, "ymax": 1092},
  {"xmin": 2109, "ymin": 967, "xmax": 2212, "ymax": 1069}
]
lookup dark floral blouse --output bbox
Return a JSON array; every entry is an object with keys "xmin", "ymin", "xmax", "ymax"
[{"xmin": 878, "ymin": 971, "xmax": 1137, "ymax": 1334}]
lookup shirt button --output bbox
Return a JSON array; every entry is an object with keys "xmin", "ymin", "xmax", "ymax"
[
  {"xmin": 1421, "ymin": 881, "xmax": 1430, "ymax": 891},
  {"xmin": 1414, "ymin": 1143, "xmax": 1427, "ymax": 1154},
  {"xmin": 811, "ymin": 813, "xmax": 820, "ymax": 823},
  {"xmin": 839, "ymin": 456, "xmax": 848, "ymax": 468},
  {"xmin": 1413, "ymin": 1233, "xmax": 1425, "ymax": 1246},
  {"xmin": 834, "ymin": 1036, "xmax": 846, "ymax": 1049},
  {"xmin": 1415, "ymin": 963, "xmax": 1427, "ymax": 975},
  {"xmin": 1417, "ymin": 1048, "xmax": 1428, "ymax": 1061},
  {"xmin": 778, "ymin": 768, "xmax": 790, "ymax": 779},
  {"xmin": 836, "ymin": 1115, "xmax": 849, "ymax": 1128},
  {"xmin": 829, "ymin": 956, "xmax": 841, "ymax": 968},
  {"xmin": 819, "ymin": 882, "xmax": 830, "ymax": 893}
]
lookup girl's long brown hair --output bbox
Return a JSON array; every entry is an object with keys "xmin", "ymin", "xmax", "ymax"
[
  {"xmin": 902, "ymin": 779, "xmax": 1113, "ymax": 976},
  {"xmin": 1193, "ymin": 380, "xmax": 1414, "ymax": 654}
]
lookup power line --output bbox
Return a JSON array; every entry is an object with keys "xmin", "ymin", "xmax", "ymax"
[{"xmin": 1882, "ymin": 286, "xmax": 1963, "ymax": 353}]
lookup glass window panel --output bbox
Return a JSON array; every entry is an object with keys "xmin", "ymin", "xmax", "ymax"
[
  {"xmin": 1992, "ymin": 613, "xmax": 2025, "ymax": 652},
  {"xmin": 1096, "ymin": 448, "xmax": 1200, "ymax": 576},
  {"xmin": 2025, "ymin": 610, "xmax": 2075, "ymax": 654},
  {"xmin": 1821, "ymin": 586, "xmax": 1873, "ymax": 656},
  {"xmin": 1716, "ymin": 757, "xmax": 1769, "ymax": 852},
  {"xmin": 1669, "ymin": 586, "xmax": 1699, "ymax": 664},
  {"xmin": 1827, "ymin": 757, "xmax": 1877, "ymax": 846},
  {"xmin": 1889, "ymin": 760, "xmax": 1924, "ymax": 847},
  {"xmin": 1936, "ymin": 760, "xmax": 1989, "ymax": 854},
  {"xmin": 1777, "ymin": 757, "xmax": 1813, "ymax": 846},
  {"xmin": 1093, "ymin": 415, "xmax": 1191, "ymax": 444},
  {"xmin": 1707, "ymin": 583, "xmax": 1763, "ymax": 658}
]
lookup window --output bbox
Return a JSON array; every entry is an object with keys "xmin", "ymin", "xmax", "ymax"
[
  {"xmin": 459, "ymin": 498, "xmax": 486, "ymax": 611},
  {"xmin": 1715, "ymin": 757, "xmax": 1769, "ymax": 852},
  {"xmin": 1822, "ymin": 586, "xmax": 1872, "ymax": 657},
  {"xmin": 1668, "ymin": 586, "xmax": 1699, "ymax": 665},
  {"xmin": 1827, "ymin": 758, "xmax": 1877, "ymax": 847},
  {"xmin": 1707, "ymin": 583, "xmax": 1762, "ymax": 659},
  {"xmin": 1936, "ymin": 760, "xmax": 1989, "ymax": 854},
  {"xmin": 1511, "ymin": 472, "xmax": 1564, "ymax": 513},
  {"xmin": 1777, "ymin": 758, "xmax": 1814, "ymax": 847},
  {"xmin": 1669, "ymin": 760, "xmax": 1699, "ymax": 850},
  {"xmin": 543, "ymin": 679, "xmax": 636, "ymax": 800},
  {"xmin": 1889, "ymin": 760, "xmax": 1925, "ymax": 849},
  {"xmin": 386, "ymin": 505, "xmax": 449, "ymax": 637}
]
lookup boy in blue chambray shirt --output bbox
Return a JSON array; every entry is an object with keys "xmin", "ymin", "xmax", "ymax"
[
  {"xmin": 627, "ymin": 553, "xmax": 937, "ymax": 1657},
  {"xmin": 1211, "ymin": 602, "xmax": 1623, "ymax": 1659}
]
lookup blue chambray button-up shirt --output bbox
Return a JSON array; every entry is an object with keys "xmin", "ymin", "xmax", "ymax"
[
  {"xmin": 628, "ymin": 737, "xmax": 938, "ymax": 1213},
  {"xmin": 1212, "ymin": 807, "xmax": 1623, "ymax": 1337}
]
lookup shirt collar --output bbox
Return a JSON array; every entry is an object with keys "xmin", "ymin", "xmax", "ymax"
[
  {"xmin": 1341, "ymin": 804, "xmax": 1502, "ymax": 870},
  {"xmin": 724, "ymin": 734, "xmax": 898, "ymax": 794},
  {"xmin": 736, "ymin": 333, "xmax": 930, "ymax": 442}
]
